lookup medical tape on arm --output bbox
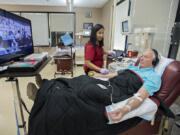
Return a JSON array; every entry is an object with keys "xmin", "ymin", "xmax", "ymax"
[
  {"xmin": 124, "ymin": 93, "xmax": 143, "ymax": 112},
  {"xmin": 133, "ymin": 93, "xmax": 143, "ymax": 102}
]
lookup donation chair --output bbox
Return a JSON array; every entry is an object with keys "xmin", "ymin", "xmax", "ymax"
[{"xmin": 119, "ymin": 60, "xmax": 180, "ymax": 135}]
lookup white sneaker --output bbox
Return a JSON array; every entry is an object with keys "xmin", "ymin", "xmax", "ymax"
[{"xmin": 27, "ymin": 82, "xmax": 38, "ymax": 101}]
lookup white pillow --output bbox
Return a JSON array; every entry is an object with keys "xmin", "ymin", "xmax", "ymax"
[{"xmin": 154, "ymin": 56, "xmax": 174, "ymax": 77}]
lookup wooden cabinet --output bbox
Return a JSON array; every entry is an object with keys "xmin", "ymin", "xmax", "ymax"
[{"xmin": 54, "ymin": 55, "xmax": 73, "ymax": 77}]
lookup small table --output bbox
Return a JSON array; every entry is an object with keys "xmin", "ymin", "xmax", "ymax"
[{"xmin": 0, "ymin": 57, "xmax": 51, "ymax": 135}]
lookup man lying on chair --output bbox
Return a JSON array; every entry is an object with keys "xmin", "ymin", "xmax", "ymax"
[
  {"xmin": 90, "ymin": 48, "xmax": 161, "ymax": 123},
  {"xmin": 27, "ymin": 48, "xmax": 161, "ymax": 135}
]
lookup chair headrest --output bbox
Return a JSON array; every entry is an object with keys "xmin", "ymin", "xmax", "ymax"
[{"xmin": 155, "ymin": 60, "xmax": 180, "ymax": 106}]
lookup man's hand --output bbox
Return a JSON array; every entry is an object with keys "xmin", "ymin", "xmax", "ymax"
[{"xmin": 108, "ymin": 107, "xmax": 128, "ymax": 122}]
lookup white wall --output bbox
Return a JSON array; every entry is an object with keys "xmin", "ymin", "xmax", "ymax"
[
  {"xmin": 113, "ymin": 0, "xmax": 129, "ymax": 51},
  {"xmin": 130, "ymin": 0, "xmax": 179, "ymax": 56},
  {"xmin": 74, "ymin": 7, "xmax": 102, "ymax": 45},
  {"xmin": 102, "ymin": 0, "xmax": 114, "ymax": 50}
]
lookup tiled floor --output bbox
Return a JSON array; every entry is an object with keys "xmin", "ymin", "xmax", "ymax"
[{"xmin": 0, "ymin": 61, "xmax": 84, "ymax": 135}]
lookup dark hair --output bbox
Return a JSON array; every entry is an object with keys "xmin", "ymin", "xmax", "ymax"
[
  {"xmin": 152, "ymin": 48, "xmax": 160, "ymax": 67},
  {"xmin": 89, "ymin": 24, "xmax": 104, "ymax": 47}
]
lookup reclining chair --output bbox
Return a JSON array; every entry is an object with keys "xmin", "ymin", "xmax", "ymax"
[{"xmin": 119, "ymin": 60, "xmax": 180, "ymax": 135}]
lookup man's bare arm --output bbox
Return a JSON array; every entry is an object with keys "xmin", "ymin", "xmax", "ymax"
[
  {"xmin": 109, "ymin": 87, "xmax": 149, "ymax": 122},
  {"xmin": 125, "ymin": 87, "xmax": 149, "ymax": 110}
]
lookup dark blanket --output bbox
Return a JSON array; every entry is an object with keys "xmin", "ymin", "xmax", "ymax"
[{"xmin": 28, "ymin": 70, "xmax": 143, "ymax": 135}]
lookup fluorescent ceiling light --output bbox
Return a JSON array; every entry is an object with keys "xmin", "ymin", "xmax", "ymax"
[{"xmin": 67, "ymin": 0, "xmax": 72, "ymax": 3}]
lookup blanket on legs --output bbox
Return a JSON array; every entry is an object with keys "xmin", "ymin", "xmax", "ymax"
[{"xmin": 28, "ymin": 70, "xmax": 143, "ymax": 135}]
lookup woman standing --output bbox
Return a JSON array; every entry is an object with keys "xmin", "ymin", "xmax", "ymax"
[{"xmin": 83, "ymin": 24, "xmax": 115, "ymax": 75}]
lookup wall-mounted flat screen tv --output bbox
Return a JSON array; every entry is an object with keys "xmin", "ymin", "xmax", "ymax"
[
  {"xmin": 122, "ymin": 20, "xmax": 129, "ymax": 33},
  {"xmin": 0, "ymin": 8, "xmax": 34, "ymax": 65}
]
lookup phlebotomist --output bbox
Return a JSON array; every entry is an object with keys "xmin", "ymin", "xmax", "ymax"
[{"xmin": 84, "ymin": 24, "xmax": 115, "ymax": 75}]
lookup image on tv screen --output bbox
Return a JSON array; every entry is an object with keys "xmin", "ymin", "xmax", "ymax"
[
  {"xmin": 60, "ymin": 33, "xmax": 73, "ymax": 46},
  {"xmin": 0, "ymin": 10, "xmax": 33, "ymax": 57}
]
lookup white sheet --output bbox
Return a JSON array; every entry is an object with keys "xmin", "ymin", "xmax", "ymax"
[
  {"xmin": 105, "ymin": 97, "xmax": 157, "ymax": 124},
  {"xmin": 53, "ymin": 47, "xmax": 75, "ymax": 57}
]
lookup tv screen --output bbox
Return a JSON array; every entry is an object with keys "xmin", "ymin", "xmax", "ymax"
[
  {"xmin": 58, "ymin": 32, "xmax": 73, "ymax": 46},
  {"xmin": 51, "ymin": 31, "xmax": 73, "ymax": 47},
  {"xmin": 60, "ymin": 33, "xmax": 73, "ymax": 46},
  {"xmin": 122, "ymin": 20, "xmax": 129, "ymax": 32},
  {"xmin": 0, "ymin": 9, "xmax": 33, "ymax": 65}
]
